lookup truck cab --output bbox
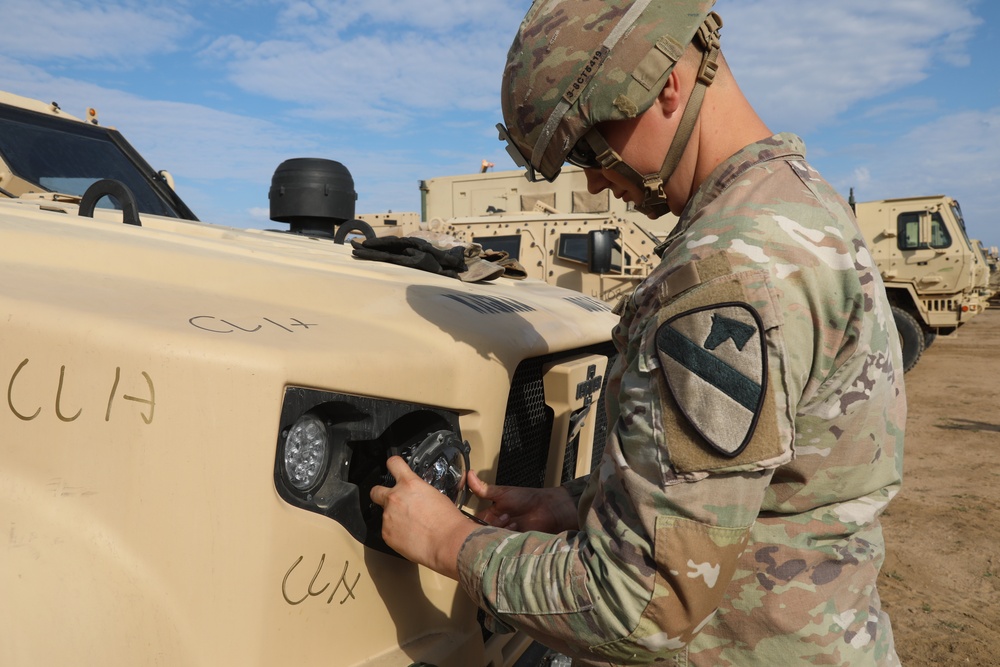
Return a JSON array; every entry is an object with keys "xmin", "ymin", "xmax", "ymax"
[{"xmin": 854, "ymin": 195, "xmax": 986, "ymax": 371}]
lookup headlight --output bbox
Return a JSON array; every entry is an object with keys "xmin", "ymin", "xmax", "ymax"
[
  {"xmin": 282, "ymin": 414, "xmax": 330, "ymax": 491},
  {"xmin": 404, "ymin": 430, "xmax": 471, "ymax": 506},
  {"xmin": 274, "ymin": 387, "xmax": 466, "ymax": 555}
]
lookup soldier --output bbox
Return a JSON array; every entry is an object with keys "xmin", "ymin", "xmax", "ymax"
[{"xmin": 371, "ymin": 0, "xmax": 906, "ymax": 664}]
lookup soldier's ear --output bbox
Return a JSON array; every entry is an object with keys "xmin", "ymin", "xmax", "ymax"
[{"xmin": 657, "ymin": 70, "xmax": 684, "ymax": 116}]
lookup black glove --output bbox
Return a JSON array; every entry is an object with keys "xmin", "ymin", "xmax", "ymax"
[{"xmin": 351, "ymin": 236, "xmax": 467, "ymax": 278}]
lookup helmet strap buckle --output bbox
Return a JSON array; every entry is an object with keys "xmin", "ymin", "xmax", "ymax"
[
  {"xmin": 642, "ymin": 175, "xmax": 666, "ymax": 202},
  {"xmin": 595, "ymin": 147, "xmax": 622, "ymax": 171},
  {"xmin": 585, "ymin": 128, "xmax": 629, "ymax": 174},
  {"xmin": 695, "ymin": 12, "xmax": 723, "ymax": 86},
  {"xmin": 583, "ymin": 127, "xmax": 671, "ymax": 217}
]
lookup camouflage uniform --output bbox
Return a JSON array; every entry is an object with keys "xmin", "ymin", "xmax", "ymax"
[{"xmin": 458, "ymin": 133, "xmax": 906, "ymax": 666}]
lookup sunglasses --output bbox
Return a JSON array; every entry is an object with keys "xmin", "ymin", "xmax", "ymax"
[
  {"xmin": 496, "ymin": 123, "xmax": 608, "ymax": 181},
  {"xmin": 565, "ymin": 133, "xmax": 602, "ymax": 170}
]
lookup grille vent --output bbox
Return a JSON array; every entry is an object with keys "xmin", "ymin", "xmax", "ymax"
[{"xmin": 495, "ymin": 343, "xmax": 616, "ymax": 489}]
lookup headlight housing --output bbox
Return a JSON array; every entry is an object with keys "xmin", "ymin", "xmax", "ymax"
[
  {"xmin": 402, "ymin": 430, "xmax": 471, "ymax": 507},
  {"xmin": 281, "ymin": 414, "xmax": 330, "ymax": 492},
  {"xmin": 274, "ymin": 387, "xmax": 467, "ymax": 555}
]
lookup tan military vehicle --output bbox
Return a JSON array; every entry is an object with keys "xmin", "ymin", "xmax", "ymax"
[
  {"xmin": 0, "ymin": 90, "xmax": 618, "ymax": 666},
  {"xmin": 360, "ymin": 166, "xmax": 673, "ymax": 307},
  {"xmin": 971, "ymin": 239, "xmax": 998, "ymax": 300},
  {"xmin": 367, "ymin": 168, "xmax": 987, "ymax": 373},
  {"xmin": 853, "ymin": 195, "xmax": 987, "ymax": 372},
  {"xmin": 983, "ymin": 243, "xmax": 1000, "ymax": 302}
]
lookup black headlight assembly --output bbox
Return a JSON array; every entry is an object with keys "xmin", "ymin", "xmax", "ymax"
[{"xmin": 274, "ymin": 387, "xmax": 470, "ymax": 555}]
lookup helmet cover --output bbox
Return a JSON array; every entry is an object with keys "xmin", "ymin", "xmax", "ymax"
[{"xmin": 500, "ymin": 0, "xmax": 717, "ymax": 181}]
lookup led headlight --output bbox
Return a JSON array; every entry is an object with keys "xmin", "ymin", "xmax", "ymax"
[
  {"xmin": 274, "ymin": 386, "xmax": 468, "ymax": 554},
  {"xmin": 282, "ymin": 414, "xmax": 330, "ymax": 491},
  {"xmin": 405, "ymin": 430, "xmax": 471, "ymax": 506}
]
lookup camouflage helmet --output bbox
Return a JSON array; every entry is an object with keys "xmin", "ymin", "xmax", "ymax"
[{"xmin": 497, "ymin": 0, "xmax": 722, "ymax": 215}]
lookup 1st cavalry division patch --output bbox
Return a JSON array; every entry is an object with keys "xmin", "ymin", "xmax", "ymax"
[{"xmin": 655, "ymin": 302, "xmax": 767, "ymax": 458}]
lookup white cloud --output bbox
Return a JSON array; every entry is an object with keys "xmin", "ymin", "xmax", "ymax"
[
  {"xmin": 861, "ymin": 97, "xmax": 940, "ymax": 122},
  {"xmin": 879, "ymin": 109, "xmax": 999, "ymax": 189},
  {"xmin": 200, "ymin": 0, "xmax": 530, "ymax": 127},
  {"xmin": 0, "ymin": 0, "xmax": 196, "ymax": 64},
  {"xmin": 718, "ymin": 0, "xmax": 980, "ymax": 133},
  {"xmin": 830, "ymin": 107, "xmax": 1000, "ymax": 241},
  {"xmin": 2, "ymin": 0, "xmax": 995, "ymax": 246},
  {"xmin": 852, "ymin": 167, "xmax": 872, "ymax": 190},
  {"xmin": 274, "ymin": 1, "xmax": 530, "ymax": 36},
  {"xmin": 0, "ymin": 51, "xmax": 494, "ymax": 229},
  {"xmin": 0, "ymin": 54, "xmax": 327, "ymax": 228},
  {"xmin": 0, "ymin": 56, "xmax": 313, "ymax": 181}
]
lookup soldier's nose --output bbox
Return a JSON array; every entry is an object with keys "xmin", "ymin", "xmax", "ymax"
[{"xmin": 584, "ymin": 168, "xmax": 611, "ymax": 195}]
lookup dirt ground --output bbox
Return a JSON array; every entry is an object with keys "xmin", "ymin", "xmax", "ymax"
[{"xmin": 877, "ymin": 305, "xmax": 1000, "ymax": 665}]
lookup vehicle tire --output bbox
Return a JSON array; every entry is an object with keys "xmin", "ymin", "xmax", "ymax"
[
  {"xmin": 891, "ymin": 306, "xmax": 924, "ymax": 373},
  {"xmin": 924, "ymin": 329, "xmax": 938, "ymax": 349}
]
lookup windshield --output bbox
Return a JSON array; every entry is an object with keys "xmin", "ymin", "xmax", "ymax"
[
  {"xmin": 0, "ymin": 103, "xmax": 196, "ymax": 220},
  {"xmin": 950, "ymin": 200, "xmax": 974, "ymax": 251}
]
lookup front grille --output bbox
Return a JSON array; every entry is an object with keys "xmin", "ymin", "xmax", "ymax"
[
  {"xmin": 495, "ymin": 343, "xmax": 616, "ymax": 489},
  {"xmin": 494, "ymin": 356, "xmax": 553, "ymax": 489},
  {"xmin": 482, "ymin": 342, "xmax": 616, "ymax": 645},
  {"xmin": 923, "ymin": 298, "xmax": 957, "ymax": 312},
  {"xmin": 590, "ymin": 363, "xmax": 612, "ymax": 468}
]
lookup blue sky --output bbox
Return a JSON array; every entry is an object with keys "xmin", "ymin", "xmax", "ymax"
[{"xmin": 1, "ymin": 0, "xmax": 998, "ymax": 246}]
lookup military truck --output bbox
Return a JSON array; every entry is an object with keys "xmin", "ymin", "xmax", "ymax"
[
  {"xmin": 981, "ymin": 242, "xmax": 1000, "ymax": 302},
  {"xmin": 366, "ymin": 168, "xmax": 989, "ymax": 373},
  {"xmin": 0, "ymin": 90, "xmax": 618, "ymax": 666},
  {"xmin": 971, "ymin": 239, "xmax": 998, "ymax": 301},
  {"xmin": 853, "ymin": 195, "xmax": 987, "ymax": 372}
]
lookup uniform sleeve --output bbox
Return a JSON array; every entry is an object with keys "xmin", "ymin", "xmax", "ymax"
[
  {"xmin": 561, "ymin": 475, "xmax": 591, "ymax": 507},
  {"xmin": 457, "ymin": 266, "xmax": 794, "ymax": 664}
]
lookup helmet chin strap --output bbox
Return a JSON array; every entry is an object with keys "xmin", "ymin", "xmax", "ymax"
[{"xmin": 585, "ymin": 13, "xmax": 722, "ymax": 219}]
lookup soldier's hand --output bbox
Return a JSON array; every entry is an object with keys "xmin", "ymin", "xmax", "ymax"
[
  {"xmin": 467, "ymin": 470, "xmax": 579, "ymax": 533},
  {"xmin": 370, "ymin": 456, "xmax": 476, "ymax": 579}
]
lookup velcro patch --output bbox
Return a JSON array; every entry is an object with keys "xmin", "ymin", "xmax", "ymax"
[{"xmin": 656, "ymin": 303, "xmax": 767, "ymax": 458}]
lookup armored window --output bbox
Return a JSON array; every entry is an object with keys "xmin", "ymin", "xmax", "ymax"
[
  {"xmin": 897, "ymin": 211, "xmax": 951, "ymax": 250},
  {"xmin": 558, "ymin": 233, "xmax": 623, "ymax": 271},
  {"xmin": 929, "ymin": 213, "xmax": 951, "ymax": 248},
  {"xmin": 898, "ymin": 213, "xmax": 919, "ymax": 249},
  {"xmin": 0, "ymin": 103, "xmax": 195, "ymax": 219},
  {"xmin": 473, "ymin": 235, "xmax": 521, "ymax": 261}
]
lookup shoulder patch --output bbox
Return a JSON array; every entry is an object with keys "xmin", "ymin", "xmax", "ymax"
[{"xmin": 656, "ymin": 303, "xmax": 767, "ymax": 458}]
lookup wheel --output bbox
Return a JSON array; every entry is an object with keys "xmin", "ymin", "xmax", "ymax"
[
  {"xmin": 924, "ymin": 329, "xmax": 938, "ymax": 349},
  {"xmin": 891, "ymin": 306, "xmax": 924, "ymax": 373}
]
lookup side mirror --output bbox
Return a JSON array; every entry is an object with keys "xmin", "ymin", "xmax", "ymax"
[{"xmin": 588, "ymin": 229, "xmax": 617, "ymax": 274}]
